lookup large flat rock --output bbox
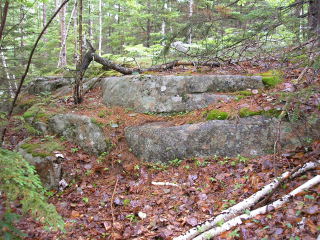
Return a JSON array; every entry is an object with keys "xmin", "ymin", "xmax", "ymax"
[
  {"xmin": 125, "ymin": 116, "xmax": 320, "ymax": 162},
  {"xmin": 102, "ymin": 75, "xmax": 263, "ymax": 113}
]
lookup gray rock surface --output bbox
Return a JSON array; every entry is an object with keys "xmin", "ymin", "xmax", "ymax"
[
  {"xmin": 18, "ymin": 148, "xmax": 63, "ymax": 190},
  {"xmin": 101, "ymin": 75, "xmax": 263, "ymax": 113},
  {"xmin": 27, "ymin": 77, "xmax": 100, "ymax": 96},
  {"xmin": 48, "ymin": 114, "xmax": 109, "ymax": 155},
  {"xmin": 27, "ymin": 77, "xmax": 74, "ymax": 94},
  {"xmin": 125, "ymin": 116, "xmax": 320, "ymax": 162}
]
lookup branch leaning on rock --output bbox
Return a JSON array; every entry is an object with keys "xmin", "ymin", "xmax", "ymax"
[{"xmin": 173, "ymin": 160, "xmax": 320, "ymax": 240}]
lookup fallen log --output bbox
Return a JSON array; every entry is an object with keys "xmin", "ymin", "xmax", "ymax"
[
  {"xmin": 80, "ymin": 41, "xmax": 220, "ymax": 76},
  {"xmin": 173, "ymin": 160, "xmax": 320, "ymax": 240},
  {"xmin": 194, "ymin": 174, "xmax": 320, "ymax": 240}
]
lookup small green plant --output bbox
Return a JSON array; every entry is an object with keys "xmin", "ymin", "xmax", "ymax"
[
  {"xmin": 98, "ymin": 110, "xmax": 106, "ymax": 118},
  {"xmin": 184, "ymin": 165, "xmax": 191, "ymax": 170},
  {"xmin": 234, "ymin": 183, "xmax": 243, "ymax": 190},
  {"xmin": 169, "ymin": 158, "xmax": 182, "ymax": 167},
  {"xmin": 71, "ymin": 147, "xmax": 79, "ymax": 153},
  {"xmin": 206, "ymin": 109, "xmax": 229, "ymax": 120},
  {"xmin": 228, "ymin": 229, "xmax": 240, "ymax": 238},
  {"xmin": 123, "ymin": 199, "xmax": 131, "ymax": 206},
  {"xmin": 126, "ymin": 213, "xmax": 138, "ymax": 222},
  {"xmin": 82, "ymin": 197, "xmax": 89, "ymax": 203}
]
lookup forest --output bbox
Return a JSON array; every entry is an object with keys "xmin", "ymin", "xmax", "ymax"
[{"xmin": 0, "ymin": 0, "xmax": 320, "ymax": 239}]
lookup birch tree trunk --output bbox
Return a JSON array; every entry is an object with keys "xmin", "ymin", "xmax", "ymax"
[
  {"xmin": 161, "ymin": 0, "xmax": 167, "ymax": 36},
  {"xmin": 58, "ymin": 0, "xmax": 68, "ymax": 68},
  {"xmin": 58, "ymin": 1, "xmax": 76, "ymax": 67},
  {"xmin": 98, "ymin": 0, "xmax": 102, "ymax": 55},
  {"xmin": 188, "ymin": 0, "xmax": 193, "ymax": 44},
  {"xmin": 88, "ymin": 0, "xmax": 93, "ymax": 40}
]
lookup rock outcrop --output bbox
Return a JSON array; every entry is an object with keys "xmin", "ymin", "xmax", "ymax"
[
  {"xmin": 125, "ymin": 116, "xmax": 320, "ymax": 162},
  {"xmin": 48, "ymin": 114, "xmax": 109, "ymax": 155},
  {"xmin": 27, "ymin": 77, "xmax": 100, "ymax": 96},
  {"xmin": 102, "ymin": 75, "xmax": 264, "ymax": 113},
  {"xmin": 18, "ymin": 145, "xmax": 64, "ymax": 190}
]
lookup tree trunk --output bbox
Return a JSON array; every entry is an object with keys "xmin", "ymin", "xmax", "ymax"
[
  {"xmin": 58, "ymin": 0, "xmax": 67, "ymax": 68},
  {"xmin": 88, "ymin": 0, "xmax": 93, "ymax": 40},
  {"xmin": 161, "ymin": 0, "xmax": 167, "ymax": 36},
  {"xmin": 74, "ymin": 0, "xmax": 83, "ymax": 104},
  {"xmin": 99, "ymin": 0, "xmax": 102, "ymax": 55},
  {"xmin": 58, "ymin": 1, "xmax": 76, "ymax": 68},
  {"xmin": 0, "ymin": 0, "xmax": 9, "ymax": 41},
  {"xmin": 188, "ymin": 0, "xmax": 193, "ymax": 44},
  {"xmin": 308, "ymin": 0, "xmax": 320, "ymax": 44}
]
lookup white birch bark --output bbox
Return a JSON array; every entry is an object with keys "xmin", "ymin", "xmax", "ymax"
[
  {"xmin": 174, "ymin": 160, "xmax": 320, "ymax": 240},
  {"xmin": 57, "ymin": 0, "xmax": 68, "ymax": 68},
  {"xmin": 58, "ymin": 1, "xmax": 76, "ymax": 67},
  {"xmin": 99, "ymin": 0, "xmax": 102, "ymax": 55},
  {"xmin": 188, "ymin": 0, "xmax": 193, "ymax": 44},
  {"xmin": 194, "ymin": 175, "xmax": 320, "ymax": 240}
]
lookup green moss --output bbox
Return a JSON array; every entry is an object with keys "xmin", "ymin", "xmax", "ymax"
[
  {"xmin": 239, "ymin": 108, "xmax": 262, "ymax": 118},
  {"xmin": 20, "ymin": 140, "xmax": 64, "ymax": 158},
  {"xmin": 262, "ymin": 109, "xmax": 282, "ymax": 118},
  {"xmin": 238, "ymin": 108, "xmax": 283, "ymax": 118},
  {"xmin": 236, "ymin": 90, "xmax": 253, "ymax": 96},
  {"xmin": 23, "ymin": 104, "xmax": 49, "ymax": 122},
  {"xmin": 235, "ymin": 95, "xmax": 246, "ymax": 101},
  {"xmin": 261, "ymin": 70, "xmax": 283, "ymax": 87},
  {"xmin": 206, "ymin": 110, "xmax": 229, "ymax": 120},
  {"xmin": 98, "ymin": 110, "xmax": 106, "ymax": 118}
]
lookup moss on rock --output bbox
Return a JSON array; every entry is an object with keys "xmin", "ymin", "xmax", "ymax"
[
  {"xmin": 206, "ymin": 109, "xmax": 229, "ymax": 120},
  {"xmin": 239, "ymin": 108, "xmax": 262, "ymax": 118},
  {"xmin": 20, "ymin": 139, "xmax": 64, "ymax": 158},
  {"xmin": 261, "ymin": 70, "xmax": 283, "ymax": 87}
]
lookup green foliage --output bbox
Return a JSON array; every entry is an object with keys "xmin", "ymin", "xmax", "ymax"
[
  {"xmin": 0, "ymin": 148, "xmax": 64, "ymax": 238},
  {"xmin": 261, "ymin": 70, "xmax": 283, "ymax": 87},
  {"xmin": 206, "ymin": 110, "xmax": 229, "ymax": 120},
  {"xmin": 22, "ymin": 104, "xmax": 49, "ymax": 122},
  {"xmin": 169, "ymin": 158, "xmax": 182, "ymax": 167}
]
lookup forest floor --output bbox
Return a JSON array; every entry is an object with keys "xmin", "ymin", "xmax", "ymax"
[{"xmin": 7, "ymin": 61, "xmax": 320, "ymax": 239}]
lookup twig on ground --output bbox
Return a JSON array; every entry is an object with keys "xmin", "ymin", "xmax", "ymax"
[
  {"xmin": 110, "ymin": 175, "xmax": 119, "ymax": 234},
  {"xmin": 151, "ymin": 181, "xmax": 180, "ymax": 187}
]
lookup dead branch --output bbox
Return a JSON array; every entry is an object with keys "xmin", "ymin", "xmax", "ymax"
[
  {"xmin": 194, "ymin": 175, "xmax": 320, "ymax": 240},
  {"xmin": 174, "ymin": 160, "xmax": 320, "ymax": 240}
]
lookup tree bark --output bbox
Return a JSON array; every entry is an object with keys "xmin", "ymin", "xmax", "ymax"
[
  {"xmin": 99, "ymin": 0, "xmax": 102, "ymax": 55},
  {"xmin": 0, "ymin": 0, "xmax": 9, "ymax": 41},
  {"xmin": 73, "ymin": 0, "xmax": 83, "ymax": 104},
  {"xmin": 58, "ymin": 0, "xmax": 68, "ymax": 68},
  {"xmin": 188, "ymin": 0, "xmax": 193, "ymax": 44},
  {"xmin": 308, "ymin": 0, "xmax": 320, "ymax": 44},
  {"xmin": 58, "ymin": 1, "xmax": 76, "ymax": 68}
]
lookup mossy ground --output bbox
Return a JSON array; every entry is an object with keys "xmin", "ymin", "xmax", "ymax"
[{"xmin": 22, "ymin": 104, "xmax": 51, "ymax": 122}]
